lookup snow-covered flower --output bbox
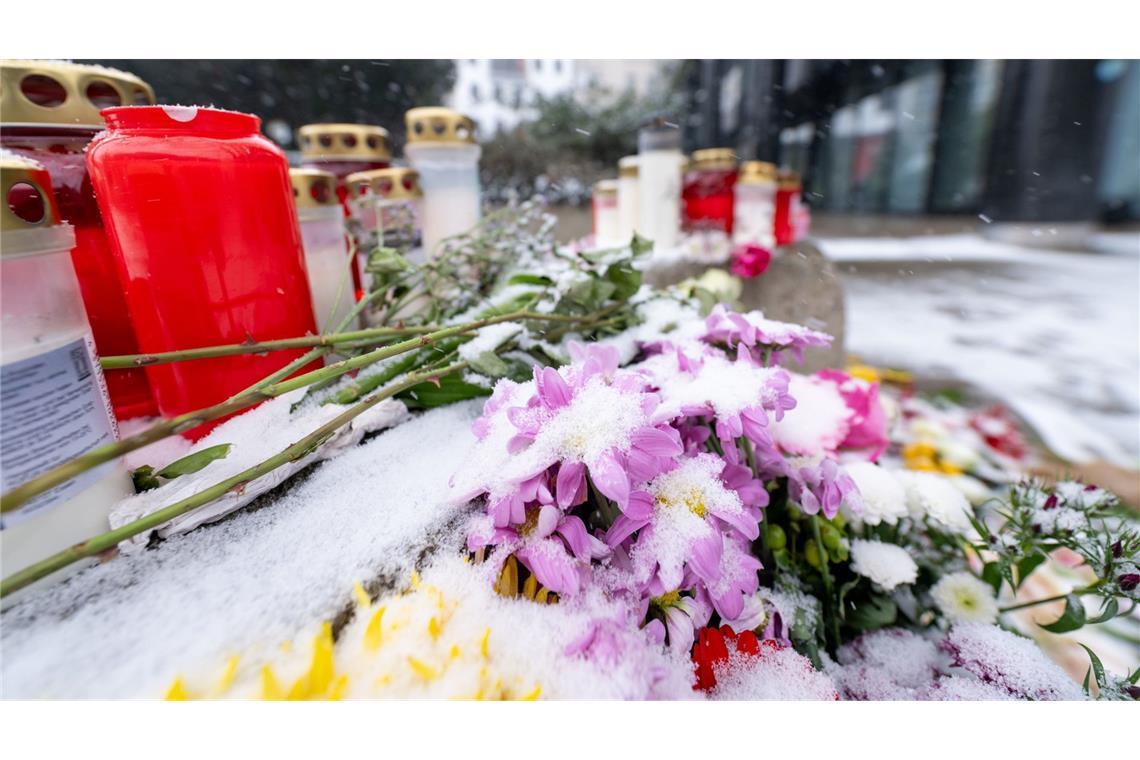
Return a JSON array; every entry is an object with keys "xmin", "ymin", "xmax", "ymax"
[
  {"xmin": 849, "ymin": 539, "xmax": 919, "ymax": 591},
  {"xmin": 701, "ymin": 304, "xmax": 832, "ymax": 365},
  {"xmin": 930, "ymin": 572, "xmax": 999, "ymax": 624},
  {"xmin": 772, "ymin": 373, "xmax": 852, "ymax": 456},
  {"xmin": 607, "ymin": 454, "xmax": 760, "ymax": 596},
  {"xmin": 896, "ymin": 470, "xmax": 975, "ymax": 536},
  {"xmin": 940, "ymin": 623, "xmax": 1085, "ymax": 700},
  {"xmin": 814, "ymin": 369, "xmax": 889, "ymax": 461},
  {"xmin": 841, "ymin": 461, "xmax": 908, "ymax": 526},
  {"xmin": 648, "ymin": 589, "xmax": 712, "ymax": 652}
]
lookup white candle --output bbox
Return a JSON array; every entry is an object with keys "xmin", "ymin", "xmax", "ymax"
[
  {"xmin": 617, "ymin": 155, "xmax": 640, "ymax": 241},
  {"xmin": 297, "ymin": 205, "xmax": 356, "ymax": 333},
  {"xmin": 592, "ymin": 180, "xmax": 620, "ymax": 246},
  {"xmin": 404, "ymin": 108, "xmax": 481, "ymax": 260},
  {"xmin": 733, "ymin": 160, "xmax": 778, "ymax": 248},
  {"xmin": 637, "ymin": 120, "xmax": 684, "ymax": 252},
  {"xmin": 1, "ymin": 165, "xmax": 131, "ymax": 603}
]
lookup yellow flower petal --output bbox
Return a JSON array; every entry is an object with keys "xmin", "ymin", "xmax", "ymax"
[
  {"xmin": 261, "ymin": 665, "xmax": 285, "ymax": 700},
  {"xmin": 165, "ymin": 677, "xmax": 190, "ymax": 701},
  {"xmin": 520, "ymin": 684, "xmax": 542, "ymax": 701},
  {"xmin": 480, "ymin": 628, "xmax": 491, "ymax": 659},
  {"xmin": 216, "ymin": 656, "xmax": 239, "ymax": 695},
  {"xmin": 364, "ymin": 605, "xmax": 385, "ymax": 652},
  {"xmin": 407, "ymin": 656, "xmax": 439, "ymax": 681},
  {"xmin": 353, "ymin": 581, "xmax": 371, "ymax": 609}
]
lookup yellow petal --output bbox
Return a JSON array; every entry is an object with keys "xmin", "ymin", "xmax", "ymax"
[
  {"xmin": 165, "ymin": 677, "xmax": 190, "ymax": 701},
  {"xmin": 353, "ymin": 582, "xmax": 371, "ymax": 609},
  {"xmin": 520, "ymin": 684, "xmax": 542, "ymax": 701},
  {"xmin": 215, "ymin": 656, "xmax": 239, "ymax": 695},
  {"xmin": 409, "ymin": 570, "xmax": 421, "ymax": 590},
  {"xmin": 308, "ymin": 623, "xmax": 336, "ymax": 695},
  {"xmin": 407, "ymin": 656, "xmax": 439, "ymax": 681},
  {"xmin": 522, "ymin": 573, "xmax": 538, "ymax": 600},
  {"xmin": 450, "ymin": 644, "xmax": 461, "ymax": 659},
  {"xmin": 261, "ymin": 665, "xmax": 285, "ymax": 700},
  {"xmin": 428, "ymin": 616, "xmax": 442, "ymax": 639},
  {"xmin": 328, "ymin": 674, "xmax": 350, "ymax": 700},
  {"xmin": 480, "ymin": 628, "xmax": 491, "ymax": 659},
  {"xmin": 364, "ymin": 605, "xmax": 386, "ymax": 652}
]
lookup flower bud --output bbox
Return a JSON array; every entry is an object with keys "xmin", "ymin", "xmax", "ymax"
[{"xmin": 766, "ymin": 525, "xmax": 787, "ymax": 551}]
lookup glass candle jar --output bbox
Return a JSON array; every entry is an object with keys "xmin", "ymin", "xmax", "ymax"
[
  {"xmin": 592, "ymin": 179, "xmax": 620, "ymax": 246},
  {"xmin": 404, "ymin": 107, "xmax": 481, "ymax": 259},
  {"xmin": 298, "ymin": 124, "xmax": 392, "ymax": 303},
  {"xmin": 616, "ymin": 155, "xmax": 639, "ymax": 241},
  {"xmin": 289, "ymin": 169, "xmax": 357, "ymax": 334},
  {"xmin": 682, "ymin": 147, "xmax": 738, "ymax": 234},
  {"xmin": 0, "ymin": 60, "xmax": 158, "ymax": 421},
  {"xmin": 774, "ymin": 169, "xmax": 803, "ymax": 247},
  {"xmin": 1, "ymin": 155, "xmax": 132, "ymax": 599},
  {"xmin": 637, "ymin": 117, "xmax": 685, "ymax": 252},
  {"xmin": 733, "ymin": 160, "xmax": 778, "ymax": 247},
  {"xmin": 86, "ymin": 106, "xmax": 321, "ymax": 436},
  {"xmin": 346, "ymin": 167, "xmax": 424, "ymax": 302}
]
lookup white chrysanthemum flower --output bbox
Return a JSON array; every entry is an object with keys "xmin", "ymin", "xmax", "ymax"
[
  {"xmin": 841, "ymin": 462, "xmax": 908, "ymax": 526},
  {"xmin": 931, "ymin": 572, "xmax": 998, "ymax": 624},
  {"xmin": 849, "ymin": 540, "xmax": 918, "ymax": 591},
  {"xmin": 895, "ymin": 471, "xmax": 975, "ymax": 536}
]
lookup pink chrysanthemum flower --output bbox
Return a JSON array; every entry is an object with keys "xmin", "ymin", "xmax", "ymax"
[
  {"xmin": 701, "ymin": 304, "xmax": 832, "ymax": 365},
  {"xmin": 786, "ymin": 456, "xmax": 862, "ymax": 519}
]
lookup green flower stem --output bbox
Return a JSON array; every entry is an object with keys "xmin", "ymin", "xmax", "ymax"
[
  {"xmin": 811, "ymin": 516, "xmax": 841, "ymax": 653},
  {"xmin": 0, "ymin": 309, "xmax": 598, "ymax": 515},
  {"xmin": 998, "ymin": 583, "xmax": 1102, "ymax": 613},
  {"xmin": 0, "ymin": 361, "xmax": 469, "ymax": 599},
  {"xmin": 98, "ymin": 326, "xmax": 440, "ymax": 369}
]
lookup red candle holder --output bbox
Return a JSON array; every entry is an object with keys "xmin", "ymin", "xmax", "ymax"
[
  {"xmin": 0, "ymin": 61, "xmax": 159, "ymax": 421},
  {"xmin": 86, "ymin": 105, "xmax": 321, "ymax": 437},
  {"xmin": 774, "ymin": 170, "xmax": 803, "ymax": 247},
  {"xmin": 682, "ymin": 148, "xmax": 738, "ymax": 234}
]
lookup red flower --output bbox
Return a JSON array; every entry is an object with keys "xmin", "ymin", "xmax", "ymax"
[
  {"xmin": 729, "ymin": 243, "xmax": 772, "ymax": 279},
  {"xmin": 968, "ymin": 404, "xmax": 1028, "ymax": 461},
  {"xmin": 691, "ymin": 624, "xmax": 772, "ymax": 691}
]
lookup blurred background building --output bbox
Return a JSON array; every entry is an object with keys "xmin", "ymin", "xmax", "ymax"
[{"xmin": 79, "ymin": 59, "xmax": 1140, "ymax": 224}]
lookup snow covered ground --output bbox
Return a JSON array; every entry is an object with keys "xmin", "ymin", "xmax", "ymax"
[{"xmin": 821, "ymin": 234, "xmax": 1140, "ymax": 467}]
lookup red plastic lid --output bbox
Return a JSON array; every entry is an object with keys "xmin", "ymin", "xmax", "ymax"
[{"xmin": 99, "ymin": 105, "xmax": 260, "ymax": 136}]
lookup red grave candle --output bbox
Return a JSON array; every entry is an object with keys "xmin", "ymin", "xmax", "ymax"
[
  {"xmin": 85, "ymin": 105, "xmax": 320, "ymax": 437},
  {"xmin": 682, "ymin": 148, "xmax": 738, "ymax": 234},
  {"xmin": 774, "ymin": 170, "xmax": 803, "ymax": 247}
]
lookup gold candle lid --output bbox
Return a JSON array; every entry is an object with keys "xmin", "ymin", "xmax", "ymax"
[
  {"xmin": 593, "ymin": 179, "xmax": 618, "ymax": 198},
  {"xmin": 346, "ymin": 166, "xmax": 422, "ymax": 201},
  {"xmin": 738, "ymin": 160, "xmax": 778, "ymax": 185},
  {"xmin": 691, "ymin": 147, "xmax": 737, "ymax": 172},
  {"xmin": 404, "ymin": 107, "xmax": 476, "ymax": 144},
  {"xmin": 297, "ymin": 123, "xmax": 392, "ymax": 161},
  {"xmin": 0, "ymin": 60, "xmax": 155, "ymax": 128},
  {"xmin": 1, "ymin": 152, "xmax": 61, "ymax": 232},
  {"xmin": 777, "ymin": 169, "xmax": 802, "ymax": 190},
  {"xmin": 289, "ymin": 168, "xmax": 338, "ymax": 209},
  {"xmin": 618, "ymin": 156, "xmax": 639, "ymax": 178}
]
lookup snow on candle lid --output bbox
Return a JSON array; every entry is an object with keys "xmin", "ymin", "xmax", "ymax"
[
  {"xmin": 297, "ymin": 123, "xmax": 391, "ymax": 161},
  {"xmin": 404, "ymin": 107, "xmax": 476, "ymax": 145},
  {"xmin": 0, "ymin": 60, "xmax": 155, "ymax": 128},
  {"xmin": 618, "ymin": 156, "xmax": 639, "ymax": 177}
]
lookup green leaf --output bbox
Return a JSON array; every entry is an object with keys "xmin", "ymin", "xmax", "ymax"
[
  {"xmin": 1078, "ymin": 643, "xmax": 1107, "ymax": 690},
  {"xmin": 1015, "ymin": 552, "xmax": 1048, "ymax": 589},
  {"xmin": 1086, "ymin": 598, "xmax": 1119, "ymax": 625},
  {"xmin": 155, "ymin": 444, "xmax": 233, "ymax": 479},
  {"xmin": 981, "ymin": 561, "xmax": 1004, "ymax": 594},
  {"xmin": 1039, "ymin": 594, "xmax": 1087, "ymax": 633},
  {"xmin": 603, "ymin": 261, "xmax": 642, "ymax": 301},
  {"xmin": 130, "ymin": 465, "xmax": 162, "ymax": 494},
  {"xmin": 998, "ymin": 559, "xmax": 1016, "ymax": 595},
  {"xmin": 1082, "ymin": 667, "xmax": 1091, "ymax": 696},
  {"xmin": 845, "ymin": 594, "xmax": 898, "ymax": 630},
  {"xmin": 507, "ymin": 273, "xmax": 555, "ymax": 287},
  {"xmin": 629, "ymin": 233, "xmax": 653, "ymax": 257},
  {"xmin": 467, "ymin": 351, "xmax": 510, "ymax": 379},
  {"xmin": 396, "ymin": 372, "xmax": 490, "ymax": 409}
]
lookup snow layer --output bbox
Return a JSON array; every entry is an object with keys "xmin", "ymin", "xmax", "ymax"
[
  {"xmin": 0, "ymin": 402, "xmax": 484, "ymax": 698},
  {"xmin": 823, "ymin": 234, "xmax": 1139, "ymax": 466}
]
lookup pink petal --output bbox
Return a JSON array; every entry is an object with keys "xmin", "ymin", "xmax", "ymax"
[
  {"xmin": 536, "ymin": 366, "xmax": 572, "ymax": 409},
  {"xmin": 604, "ymin": 513, "xmax": 648, "ymax": 546},
  {"xmin": 517, "ymin": 542, "xmax": 579, "ymax": 595},
  {"xmin": 688, "ymin": 530, "xmax": 723, "ymax": 583},
  {"xmin": 536, "ymin": 504, "xmax": 560, "ymax": 539},
  {"xmin": 589, "ymin": 449, "xmax": 629, "ymax": 508},
  {"xmin": 555, "ymin": 514, "xmax": 591, "ymax": 559},
  {"xmin": 624, "ymin": 489, "xmax": 655, "ymax": 521},
  {"xmin": 556, "ymin": 461, "xmax": 586, "ymax": 508},
  {"xmin": 631, "ymin": 427, "xmax": 683, "ymax": 457}
]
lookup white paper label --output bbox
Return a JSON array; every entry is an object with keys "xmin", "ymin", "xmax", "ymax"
[{"xmin": 1, "ymin": 335, "xmax": 117, "ymax": 529}]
